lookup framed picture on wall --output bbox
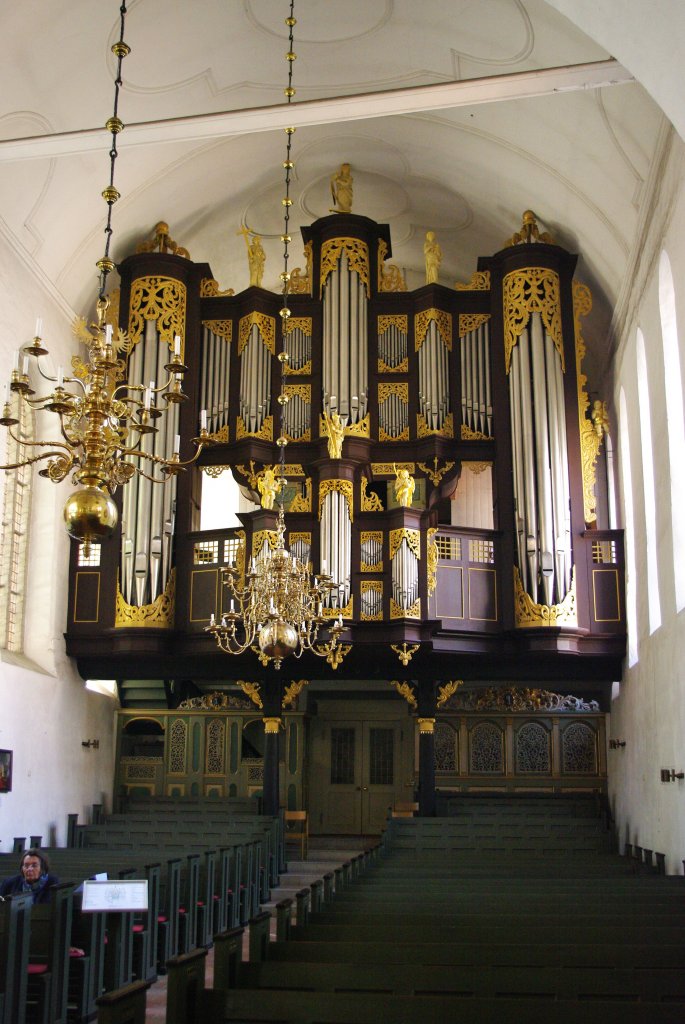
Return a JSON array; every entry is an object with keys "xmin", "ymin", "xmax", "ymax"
[{"xmin": 0, "ymin": 749, "xmax": 12, "ymax": 792}]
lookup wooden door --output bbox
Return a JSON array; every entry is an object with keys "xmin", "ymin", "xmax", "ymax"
[{"xmin": 308, "ymin": 704, "xmax": 413, "ymax": 834}]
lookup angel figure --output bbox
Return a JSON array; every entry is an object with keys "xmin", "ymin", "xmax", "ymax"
[
  {"xmin": 424, "ymin": 230, "xmax": 442, "ymax": 284},
  {"xmin": 257, "ymin": 466, "xmax": 278, "ymax": 510},
  {"xmin": 330, "ymin": 163, "xmax": 353, "ymax": 213},
  {"xmin": 324, "ymin": 411, "xmax": 345, "ymax": 459},
  {"xmin": 591, "ymin": 399, "xmax": 610, "ymax": 439},
  {"xmin": 394, "ymin": 466, "xmax": 415, "ymax": 508}
]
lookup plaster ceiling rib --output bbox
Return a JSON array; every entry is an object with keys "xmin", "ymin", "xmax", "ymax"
[{"xmin": 0, "ymin": 59, "xmax": 632, "ymax": 164}]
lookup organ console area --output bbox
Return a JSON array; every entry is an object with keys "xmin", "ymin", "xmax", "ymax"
[{"xmin": 65, "ymin": 205, "xmax": 625, "ymax": 693}]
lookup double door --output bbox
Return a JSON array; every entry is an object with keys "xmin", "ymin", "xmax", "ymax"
[{"xmin": 307, "ymin": 703, "xmax": 414, "ymax": 834}]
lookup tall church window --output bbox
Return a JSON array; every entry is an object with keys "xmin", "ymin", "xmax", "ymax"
[
  {"xmin": 0, "ymin": 397, "xmax": 33, "ymax": 652},
  {"xmin": 619, "ymin": 388, "xmax": 638, "ymax": 666},
  {"xmin": 635, "ymin": 329, "xmax": 661, "ymax": 633},
  {"xmin": 658, "ymin": 250, "xmax": 685, "ymax": 611}
]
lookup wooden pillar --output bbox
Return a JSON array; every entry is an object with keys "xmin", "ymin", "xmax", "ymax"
[
  {"xmin": 417, "ymin": 679, "xmax": 438, "ymax": 816},
  {"xmin": 261, "ymin": 678, "xmax": 284, "ymax": 817}
]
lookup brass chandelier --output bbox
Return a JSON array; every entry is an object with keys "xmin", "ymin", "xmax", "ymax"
[
  {"xmin": 0, "ymin": 2, "xmax": 212, "ymax": 555},
  {"xmin": 206, "ymin": 1, "xmax": 346, "ymax": 670}
]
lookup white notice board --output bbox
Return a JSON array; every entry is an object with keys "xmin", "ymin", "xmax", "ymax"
[{"xmin": 81, "ymin": 879, "xmax": 148, "ymax": 913}]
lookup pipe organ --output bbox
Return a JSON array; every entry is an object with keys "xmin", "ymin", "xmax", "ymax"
[{"xmin": 66, "ymin": 207, "xmax": 625, "ymax": 684}]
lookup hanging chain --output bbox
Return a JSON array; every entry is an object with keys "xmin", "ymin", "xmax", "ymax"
[
  {"xmin": 97, "ymin": 2, "xmax": 130, "ymax": 304},
  {"xmin": 276, "ymin": 1, "xmax": 297, "ymax": 491}
]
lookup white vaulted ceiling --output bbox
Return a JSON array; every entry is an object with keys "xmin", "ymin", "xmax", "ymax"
[{"xmin": 1, "ymin": 0, "xmax": 684, "ymax": 384}]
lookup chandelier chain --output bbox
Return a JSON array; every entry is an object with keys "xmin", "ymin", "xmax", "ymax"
[{"xmin": 98, "ymin": 1, "xmax": 129, "ymax": 302}]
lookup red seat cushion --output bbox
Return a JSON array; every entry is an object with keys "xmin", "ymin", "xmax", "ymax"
[
  {"xmin": 27, "ymin": 963, "xmax": 49, "ymax": 975},
  {"xmin": 132, "ymin": 924, "xmax": 144, "ymax": 933}
]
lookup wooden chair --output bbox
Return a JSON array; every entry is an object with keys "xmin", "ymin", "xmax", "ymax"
[
  {"xmin": 283, "ymin": 811, "xmax": 308, "ymax": 860},
  {"xmin": 391, "ymin": 801, "xmax": 418, "ymax": 818}
]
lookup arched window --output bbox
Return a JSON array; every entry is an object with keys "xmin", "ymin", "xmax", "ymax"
[
  {"xmin": 619, "ymin": 387, "xmax": 638, "ymax": 666},
  {"xmin": 635, "ymin": 329, "xmax": 661, "ymax": 633},
  {"xmin": 658, "ymin": 250, "xmax": 685, "ymax": 611}
]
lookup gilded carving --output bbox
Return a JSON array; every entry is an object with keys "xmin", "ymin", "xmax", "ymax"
[
  {"xmin": 322, "ymin": 595, "xmax": 353, "ymax": 620},
  {"xmin": 320, "ymin": 237, "xmax": 370, "ymax": 297},
  {"xmin": 390, "ymin": 597, "xmax": 421, "ymax": 619},
  {"xmin": 360, "ymin": 581, "xmax": 383, "ymax": 619},
  {"xmin": 128, "ymin": 276, "xmax": 186, "ymax": 353},
  {"xmin": 360, "ymin": 477, "xmax": 384, "ymax": 512},
  {"xmin": 440, "ymin": 685, "xmax": 599, "ymax": 713},
  {"xmin": 283, "ymin": 384, "xmax": 312, "ymax": 442},
  {"xmin": 289, "ymin": 478, "xmax": 312, "ymax": 512},
  {"xmin": 513, "ymin": 565, "xmax": 577, "ymax": 627},
  {"xmin": 202, "ymin": 319, "xmax": 232, "ymax": 341},
  {"xmin": 178, "ymin": 691, "xmax": 246, "ymax": 710},
  {"xmin": 418, "ymin": 458, "xmax": 455, "ymax": 486},
  {"xmin": 200, "ymin": 278, "xmax": 235, "ymax": 297},
  {"xmin": 390, "ymin": 679, "xmax": 417, "ymax": 707},
  {"xmin": 289, "ymin": 242, "xmax": 313, "ymax": 295},
  {"xmin": 318, "ymin": 478, "xmax": 354, "ymax": 522},
  {"xmin": 573, "ymin": 280, "xmax": 604, "ymax": 524},
  {"xmin": 459, "ymin": 313, "xmax": 491, "ymax": 338},
  {"xmin": 236, "ymin": 414, "xmax": 273, "ymax": 441},
  {"xmin": 238, "ymin": 681, "xmax": 263, "ymax": 709},
  {"xmin": 207, "ymin": 425, "xmax": 229, "ymax": 443},
  {"xmin": 503, "ymin": 268, "xmax": 564, "ymax": 374},
  {"xmin": 378, "ymin": 240, "xmax": 407, "ymax": 292},
  {"xmin": 455, "ymin": 270, "xmax": 491, "ymax": 291},
  {"xmin": 252, "ymin": 529, "xmax": 278, "ymax": 558},
  {"xmin": 372, "ymin": 463, "xmax": 414, "ymax": 476},
  {"xmin": 461, "ymin": 423, "xmax": 493, "ymax": 441},
  {"xmin": 504, "ymin": 210, "xmax": 555, "ymax": 248},
  {"xmin": 360, "ymin": 531, "xmax": 383, "ymax": 572},
  {"xmin": 238, "ymin": 311, "xmax": 276, "ymax": 355},
  {"xmin": 417, "ymin": 717, "xmax": 436, "ymax": 734},
  {"xmin": 417, "ymin": 411, "xmax": 454, "ymax": 439},
  {"xmin": 415, "ymin": 309, "xmax": 452, "ymax": 352},
  {"xmin": 378, "ymin": 314, "xmax": 408, "ymax": 335},
  {"xmin": 344, "ymin": 413, "xmax": 371, "ymax": 438},
  {"xmin": 378, "ymin": 357, "xmax": 409, "ymax": 374},
  {"xmin": 320, "ymin": 643, "xmax": 351, "ymax": 670},
  {"xmin": 427, "ymin": 527, "xmax": 438, "ymax": 596},
  {"xmin": 389, "ymin": 528, "xmax": 421, "ymax": 561},
  {"xmin": 282, "ymin": 679, "xmax": 309, "ymax": 709},
  {"xmin": 437, "ymin": 679, "xmax": 464, "ymax": 707},
  {"xmin": 136, "ymin": 222, "xmax": 189, "ymax": 257},
  {"xmin": 115, "ymin": 569, "xmax": 175, "ymax": 629},
  {"xmin": 391, "ymin": 643, "xmax": 420, "ymax": 667}
]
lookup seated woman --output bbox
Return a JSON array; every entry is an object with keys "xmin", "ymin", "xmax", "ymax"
[{"xmin": 0, "ymin": 848, "xmax": 59, "ymax": 903}]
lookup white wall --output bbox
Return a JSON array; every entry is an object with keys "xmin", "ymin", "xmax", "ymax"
[
  {"xmin": 0, "ymin": 226, "xmax": 116, "ymax": 851},
  {"xmin": 608, "ymin": 133, "xmax": 685, "ymax": 872}
]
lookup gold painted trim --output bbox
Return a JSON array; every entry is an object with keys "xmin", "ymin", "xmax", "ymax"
[
  {"xmin": 264, "ymin": 717, "xmax": 281, "ymax": 735},
  {"xmin": 592, "ymin": 568, "xmax": 621, "ymax": 623},
  {"xmin": 283, "ymin": 679, "xmax": 309, "ymax": 709},
  {"xmin": 418, "ymin": 459, "xmax": 455, "ymax": 486},
  {"xmin": 427, "ymin": 527, "xmax": 438, "ymax": 596},
  {"xmin": 464, "ymin": 460, "xmax": 492, "ymax": 474},
  {"xmin": 378, "ymin": 357, "xmax": 409, "ymax": 374},
  {"xmin": 284, "ymin": 316, "xmax": 312, "ymax": 337},
  {"xmin": 437, "ymin": 680, "xmax": 463, "ymax": 708},
  {"xmin": 320, "ymin": 237, "xmax": 370, "ymax": 296},
  {"xmin": 128, "ymin": 276, "xmax": 187, "ymax": 354},
  {"xmin": 116, "ymin": 569, "xmax": 176, "ymax": 629},
  {"xmin": 200, "ymin": 277, "xmax": 234, "ymax": 297},
  {"xmin": 188, "ymin": 568, "xmax": 217, "ymax": 624},
  {"xmin": 74, "ymin": 571, "xmax": 101, "ymax": 624},
  {"xmin": 378, "ymin": 239, "xmax": 407, "ymax": 292},
  {"xmin": 503, "ymin": 267, "xmax": 563, "ymax": 374},
  {"xmin": 513, "ymin": 565, "xmax": 577, "ymax": 628},
  {"xmin": 378, "ymin": 314, "xmax": 408, "ymax": 335},
  {"xmin": 239, "ymin": 681, "xmax": 263, "ymax": 710},
  {"xmin": 289, "ymin": 242, "xmax": 312, "ymax": 295},
  {"xmin": 322, "ymin": 595, "xmax": 353, "ymax": 620},
  {"xmin": 574, "ymin": 280, "xmax": 604, "ymax": 523},
  {"xmin": 415, "ymin": 309, "xmax": 452, "ymax": 351},
  {"xmin": 252, "ymin": 529, "xmax": 278, "ymax": 558},
  {"xmin": 360, "ymin": 531, "xmax": 383, "ymax": 572},
  {"xmin": 461, "ymin": 424, "xmax": 493, "ymax": 441},
  {"xmin": 344, "ymin": 413, "xmax": 371, "ymax": 438},
  {"xmin": 372, "ymin": 462, "xmax": 415, "ymax": 475},
  {"xmin": 459, "ymin": 313, "xmax": 491, "ymax": 338},
  {"xmin": 318, "ymin": 479, "xmax": 354, "ymax": 522},
  {"xmin": 238, "ymin": 311, "xmax": 275, "ymax": 355}
]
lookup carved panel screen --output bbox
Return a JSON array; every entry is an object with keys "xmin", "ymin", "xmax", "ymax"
[
  {"xmin": 515, "ymin": 721, "xmax": 551, "ymax": 773},
  {"xmin": 205, "ymin": 718, "xmax": 226, "ymax": 775},
  {"xmin": 434, "ymin": 722, "xmax": 458, "ymax": 772},
  {"xmin": 469, "ymin": 722, "xmax": 504, "ymax": 773},
  {"xmin": 561, "ymin": 722, "xmax": 597, "ymax": 774},
  {"xmin": 168, "ymin": 719, "xmax": 188, "ymax": 774}
]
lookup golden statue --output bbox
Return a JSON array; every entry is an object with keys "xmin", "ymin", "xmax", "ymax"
[
  {"xmin": 592, "ymin": 399, "xmax": 610, "ymax": 438},
  {"xmin": 257, "ymin": 466, "xmax": 278, "ymax": 509},
  {"xmin": 330, "ymin": 163, "xmax": 353, "ymax": 213},
  {"xmin": 237, "ymin": 226, "xmax": 266, "ymax": 287},
  {"xmin": 424, "ymin": 230, "xmax": 442, "ymax": 285},
  {"xmin": 323, "ymin": 411, "xmax": 345, "ymax": 459},
  {"xmin": 394, "ymin": 466, "xmax": 415, "ymax": 508}
]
